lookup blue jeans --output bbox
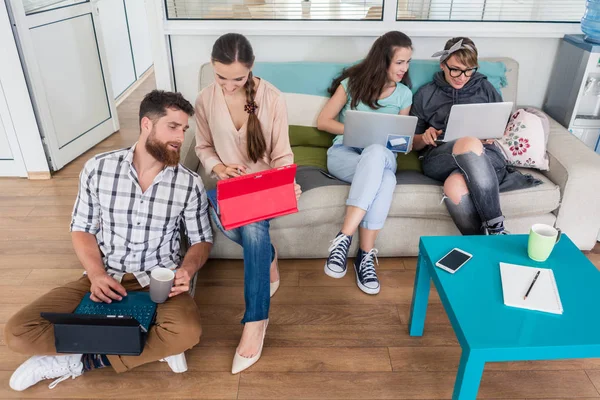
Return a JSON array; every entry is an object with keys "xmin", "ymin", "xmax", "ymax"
[
  {"xmin": 421, "ymin": 140, "xmax": 507, "ymax": 235},
  {"xmin": 210, "ymin": 209, "xmax": 272, "ymax": 324},
  {"xmin": 327, "ymin": 144, "xmax": 397, "ymax": 230}
]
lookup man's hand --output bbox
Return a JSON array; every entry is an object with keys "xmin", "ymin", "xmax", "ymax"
[
  {"xmin": 72, "ymin": 231, "xmax": 125, "ymax": 303},
  {"xmin": 88, "ymin": 271, "xmax": 127, "ymax": 303},
  {"xmin": 422, "ymin": 127, "xmax": 443, "ymax": 147},
  {"xmin": 169, "ymin": 266, "xmax": 193, "ymax": 297},
  {"xmin": 294, "ymin": 183, "xmax": 302, "ymax": 201},
  {"xmin": 213, "ymin": 163, "xmax": 248, "ymax": 180}
]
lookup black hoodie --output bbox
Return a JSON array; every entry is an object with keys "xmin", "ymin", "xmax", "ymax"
[
  {"xmin": 410, "ymin": 71, "xmax": 541, "ymax": 192},
  {"xmin": 411, "ymin": 71, "xmax": 503, "ymax": 139}
]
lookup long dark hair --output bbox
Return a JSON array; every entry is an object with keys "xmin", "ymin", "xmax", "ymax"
[
  {"xmin": 211, "ymin": 33, "xmax": 266, "ymax": 163},
  {"xmin": 328, "ymin": 31, "xmax": 412, "ymax": 109}
]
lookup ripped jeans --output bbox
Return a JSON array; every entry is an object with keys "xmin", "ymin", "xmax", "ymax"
[{"xmin": 422, "ymin": 140, "xmax": 507, "ymax": 235}]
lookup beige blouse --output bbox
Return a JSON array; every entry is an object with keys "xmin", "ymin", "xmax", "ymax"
[{"xmin": 194, "ymin": 79, "xmax": 294, "ymax": 174}]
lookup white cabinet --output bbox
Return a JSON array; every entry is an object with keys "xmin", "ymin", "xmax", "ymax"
[
  {"xmin": 126, "ymin": 0, "xmax": 153, "ymax": 78},
  {"xmin": 98, "ymin": 0, "xmax": 136, "ymax": 98},
  {"xmin": 98, "ymin": 0, "xmax": 153, "ymax": 99}
]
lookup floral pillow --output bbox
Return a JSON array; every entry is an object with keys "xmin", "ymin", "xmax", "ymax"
[{"xmin": 497, "ymin": 108, "xmax": 549, "ymax": 170}]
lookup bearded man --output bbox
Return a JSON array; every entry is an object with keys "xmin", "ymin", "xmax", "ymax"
[{"xmin": 5, "ymin": 90, "xmax": 213, "ymax": 391}]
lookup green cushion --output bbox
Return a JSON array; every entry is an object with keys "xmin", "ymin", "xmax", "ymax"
[
  {"xmin": 396, "ymin": 151, "xmax": 423, "ymax": 173},
  {"xmin": 289, "ymin": 125, "xmax": 332, "ymax": 148},
  {"xmin": 292, "ymin": 146, "xmax": 328, "ymax": 171},
  {"xmin": 290, "ymin": 124, "xmax": 423, "ymax": 173},
  {"xmin": 291, "ymin": 144, "xmax": 422, "ymax": 174}
]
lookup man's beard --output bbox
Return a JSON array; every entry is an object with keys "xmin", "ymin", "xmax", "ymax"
[{"xmin": 145, "ymin": 129, "xmax": 180, "ymax": 167}]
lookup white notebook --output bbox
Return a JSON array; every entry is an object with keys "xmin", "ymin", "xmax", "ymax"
[{"xmin": 499, "ymin": 262, "xmax": 563, "ymax": 315}]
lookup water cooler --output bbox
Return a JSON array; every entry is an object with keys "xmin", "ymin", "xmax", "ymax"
[{"xmin": 543, "ymin": 34, "xmax": 600, "ymax": 155}]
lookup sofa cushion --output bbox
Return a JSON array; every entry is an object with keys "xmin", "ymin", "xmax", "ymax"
[
  {"xmin": 498, "ymin": 108, "xmax": 550, "ymax": 170},
  {"xmin": 290, "ymin": 125, "xmax": 423, "ymax": 172},
  {"xmin": 386, "ymin": 169, "xmax": 559, "ymax": 219},
  {"xmin": 292, "ymin": 146, "xmax": 328, "ymax": 170},
  {"xmin": 397, "ymin": 152, "xmax": 423, "ymax": 173},
  {"xmin": 274, "ymin": 169, "xmax": 560, "ymax": 229},
  {"xmin": 253, "ymin": 60, "xmax": 507, "ymax": 97},
  {"xmin": 289, "ymin": 125, "xmax": 332, "ymax": 148}
]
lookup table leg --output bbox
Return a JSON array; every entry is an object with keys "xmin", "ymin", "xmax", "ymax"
[
  {"xmin": 453, "ymin": 349, "xmax": 485, "ymax": 400},
  {"xmin": 408, "ymin": 254, "xmax": 431, "ymax": 336}
]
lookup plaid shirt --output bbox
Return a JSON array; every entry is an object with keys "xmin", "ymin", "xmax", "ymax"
[{"xmin": 70, "ymin": 144, "xmax": 213, "ymax": 287}]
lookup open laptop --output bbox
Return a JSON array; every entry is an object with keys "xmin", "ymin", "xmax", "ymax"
[
  {"xmin": 41, "ymin": 291, "xmax": 157, "ymax": 356},
  {"xmin": 208, "ymin": 164, "xmax": 298, "ymax": 230},
  {"xmin": 343, "ymin": 110, "xmax": 418, "ymax": 153},
  {"xmin": 442, "ymin": 102, "xmax": 513, "ymax": 142}
]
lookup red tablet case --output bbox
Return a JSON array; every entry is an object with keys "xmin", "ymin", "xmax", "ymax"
[{"xmin": 216, "ymin": 164, "xmax": 298, "ymax": 230}]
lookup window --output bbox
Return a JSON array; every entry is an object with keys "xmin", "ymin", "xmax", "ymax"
[
  {"xmin": 165, "ymin": 0, "xmax": 384, "ymax": 20},
  {"xmin": 397, "ymin": 0, "xmax": 586, "ymax": 22},
  {"xmin": 23, "ymin": 0, "xmax": 87, "ymax": 15}
]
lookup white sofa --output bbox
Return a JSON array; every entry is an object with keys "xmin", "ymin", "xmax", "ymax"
[{"xmin": 181, "ymin": 58, "xmax": 600, "ymax": 257}]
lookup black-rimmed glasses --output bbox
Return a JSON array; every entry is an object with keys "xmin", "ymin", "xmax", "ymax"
[{"xmin": 444, "ymin": 62, "xmax": 478, "ymax": 78}]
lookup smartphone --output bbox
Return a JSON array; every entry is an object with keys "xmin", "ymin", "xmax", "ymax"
[{"xmin": 435, "ymin": 248, "xmax": 473, "ymax": 274}]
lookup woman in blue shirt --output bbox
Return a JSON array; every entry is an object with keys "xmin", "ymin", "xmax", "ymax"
[{"xmin": 317, "ymin": 31, "xmax": 413, "ymax": 295}]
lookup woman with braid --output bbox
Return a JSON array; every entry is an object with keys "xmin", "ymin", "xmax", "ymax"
[{"xmin": 194, "ymin": 33, "xmax": 301, "ymax": 374}]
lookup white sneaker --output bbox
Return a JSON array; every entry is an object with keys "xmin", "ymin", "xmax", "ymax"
[
  {"xmin": 9, "ymin": 354, "xmax": 84, "ymax": 391},
  {"xmin": 160, "ymin": 353, "xmax": 188, "ymax": 373}
]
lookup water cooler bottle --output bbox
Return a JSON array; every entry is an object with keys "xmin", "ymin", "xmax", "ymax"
[{"xmin": 543, "ymin": 34, "xmax": 600, "ymax": 155}]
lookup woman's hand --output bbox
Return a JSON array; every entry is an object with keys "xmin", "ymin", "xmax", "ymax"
[
  {"xmin": 294, "ymin": 183, "xmax": 302, "ymax": 201},
  {"xmin": 422, "ymin": 127, "xmax": 443, "ymax": 147},
  {"xmin": 212, "ymin": 164, "xmax": 248, "ymax": 180}
]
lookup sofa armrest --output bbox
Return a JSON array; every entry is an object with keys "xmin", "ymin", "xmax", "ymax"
[
  {"xmin": 180, "ymin": 123, "xmax": 217, "ymax": 190},
  {"xmin": 542, "ymin": 119, "xmax": 600, "ymax": 250},
  {"xmin": 181, "ymin": 124, "xmax": 200, "ymax": 173}
]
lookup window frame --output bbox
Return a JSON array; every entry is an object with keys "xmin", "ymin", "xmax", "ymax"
[
  {"xmin": 163, "ymin": 0, "xmax": 386, "ymax": 22},
  {"xmin": 395, "ymin": 0, "xmax": 585, "ymax": 23}
]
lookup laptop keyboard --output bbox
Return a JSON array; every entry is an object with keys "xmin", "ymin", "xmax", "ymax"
[
  {"xmin": 76, "ymin": 303, "xmax": 155, "ymax": 329},
  {"xmin": 75, "ymin": 292, "xmax": 157, "ymax": 331}
]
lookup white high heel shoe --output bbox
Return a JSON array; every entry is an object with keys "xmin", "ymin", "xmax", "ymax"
[
  {"xmin": 270, "ymin": 246, "xmax": 279, "ymax": 297},
  {"xmin": 231, "ymin": 319, "xmax": 269, "ymax": 374}
]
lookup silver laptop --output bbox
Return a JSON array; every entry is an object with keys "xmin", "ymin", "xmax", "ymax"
[
  {"xmin": 343, "ymin": 110, "xmax": 418, "ymax": 153},
  {"xmin": 442, "ymin": 102, "xmax": 513, "ymax": 142}
]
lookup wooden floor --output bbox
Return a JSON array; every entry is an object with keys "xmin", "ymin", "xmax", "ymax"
[{"xmin": 1, "ymin": 75, "xmax": 600, "ymax": 399}]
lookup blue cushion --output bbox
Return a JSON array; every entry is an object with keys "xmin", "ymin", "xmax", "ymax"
[
  {"xmin": 252, "ymin": 60, "xmax": 507, "ymax": 97},
  {"xmin": 253, "ymin": 62, "xmax": 348, "ymax": 98}
]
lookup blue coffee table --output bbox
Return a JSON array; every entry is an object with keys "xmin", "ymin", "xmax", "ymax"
[{"xmin": 409, "ymin": 234, "xmax": 600, "ymax": 400}]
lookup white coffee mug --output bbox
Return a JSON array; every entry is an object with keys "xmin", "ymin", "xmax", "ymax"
[{"xmin": 149, "ymin": 268, "xmax": 175, "ymax": 303}]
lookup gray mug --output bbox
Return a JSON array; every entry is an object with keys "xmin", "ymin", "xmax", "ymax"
[{"xmin": 150, "ymin": 268, "xmax": 175, "ymax": 303}]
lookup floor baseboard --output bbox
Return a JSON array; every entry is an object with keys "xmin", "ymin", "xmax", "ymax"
[
  {"xmin": 116, "ymin": 66, "xmax": 155, "ymax": 107},
  {"xmin": 27, "ymin": 171, "xmax": 51, "ymax": 180}
]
